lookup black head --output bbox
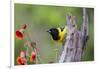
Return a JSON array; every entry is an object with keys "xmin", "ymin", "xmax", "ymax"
[{"xmin": 47, "ymin": 28, "xmax": 60, "ymax": 41}]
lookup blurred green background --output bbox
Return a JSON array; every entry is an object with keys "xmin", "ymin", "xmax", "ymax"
[{"xmin": 14, "ymin": 3, "xmax": 94, "ymax": 65}]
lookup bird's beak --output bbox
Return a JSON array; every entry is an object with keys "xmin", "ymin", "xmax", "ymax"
[
  {"xmin": 46, "ymin": 30, "xmax": 50, "ymax": 33},
  {"xmin": 46, "ymin": 30, "xmax": 48, "ymax": 32}
]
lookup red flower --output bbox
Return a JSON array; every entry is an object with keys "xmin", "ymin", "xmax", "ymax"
[
  {"xmin": 15, "ymin": 24, "xmax": 27, "ymax": 40},
  {"xmin": 17, "ymin": 57, "xmax": 24, "ymax": 65},
  {"xmin": 17, "ymin": 51, "xmax": 27, "ymax": 65},
  {"xmin": 30, "ymin": 51, "xmax": 36, "ymax": 62},
  {"xmin": 16, "ymin": 29, "xmax": 24, "ymax": 40}
]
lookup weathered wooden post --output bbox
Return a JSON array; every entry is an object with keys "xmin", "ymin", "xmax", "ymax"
[{"xmin": 59, "ymin": 8, "xmax": 88, "ymax": 62}]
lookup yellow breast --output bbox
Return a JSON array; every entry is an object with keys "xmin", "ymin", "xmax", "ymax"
[{"xmin": 57, "ymin": 26, "xmax": 67, "ymax": 43}]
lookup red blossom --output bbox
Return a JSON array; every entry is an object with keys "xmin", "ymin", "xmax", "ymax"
[
  {"xmin": 17, "ymin": 57, "xmax": 25, "ymax": 65},
  {"xmin": 15, "ymin": 24, "xmax": 27, "ymax": 40},
  {"xmin": 16, "ymin": 30, "xmax": 24, "ymax": 40},
  {"xmin": 30, "ymin": 51, "xmax": 36, "ymax": 62}
]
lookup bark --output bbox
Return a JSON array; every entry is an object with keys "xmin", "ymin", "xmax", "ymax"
[{"xmin": 59, "ymin": 8, "xmax": 88, "ymax": 62}]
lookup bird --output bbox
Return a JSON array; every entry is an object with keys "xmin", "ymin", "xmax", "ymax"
[{"xmin": 47, "ymin": 26, "xmax": 67, "ymax": 43}]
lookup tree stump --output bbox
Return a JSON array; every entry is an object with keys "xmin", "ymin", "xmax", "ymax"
[{"xmin": 59, "ymin": 8, "xmax": 88, "ymax": 62}]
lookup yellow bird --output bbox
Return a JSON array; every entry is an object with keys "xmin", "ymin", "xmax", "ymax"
[{"xmin": 47, "ymin": 26, "xmax": 67, "ymax": 43}]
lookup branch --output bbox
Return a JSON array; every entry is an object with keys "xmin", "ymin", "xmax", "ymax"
[{"xmin": 81, "ymin": 8, "xmax": 89, "ymax": 54}]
